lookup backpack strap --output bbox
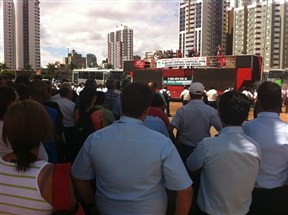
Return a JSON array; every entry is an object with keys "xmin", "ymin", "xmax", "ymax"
[{"xmin": 53, "ymin": 163, "xmax": 71, "ymax": 211}]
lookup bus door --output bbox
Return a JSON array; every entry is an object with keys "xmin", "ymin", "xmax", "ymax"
[{"xmin": 73, "ymin": 72, "xmax": 79, "ymax": 84}]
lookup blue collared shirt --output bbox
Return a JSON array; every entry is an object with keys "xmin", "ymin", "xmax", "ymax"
[
  {"xmin": 187, "ymin": 126, "xmax": 261, "ymax": 215},
  {"xmin": 243, "ymin": 112, "xmax": 288, "ymax": 188},
  {"xmin": 72, "ymin": 116, "xmax": 192, "ymax": 214},
  {"xmin": 171, "ymin": 99, "xmax": 222, "ymax": 147}
]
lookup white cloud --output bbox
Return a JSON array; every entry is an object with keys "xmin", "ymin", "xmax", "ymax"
[
  {"xmin": 1, "ymin": 0, "xmax": 180, "ymax": 68},
  {"xmin": 40, "ymin": 0, "xmax": 179, "ymax": 67}
]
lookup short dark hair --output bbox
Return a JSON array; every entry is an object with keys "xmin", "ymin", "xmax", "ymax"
[
  {"xmin": 257, "ymin": 81, "xmax": 282, "ymax": 111},
  {"xmin": 151, "ymin": 92, "xmax": 165, "ymax": 108},
  {"xmin": 95, "ymin": 91, "xmax": 105, "ymax": 105},
  {"xmin": 121, "ymin": 82, "xmax": 153, "ymax": 118},
  {"xmin": 218, "ymin": 91, "xmax": 250, "ymax": 126},
  {"xmin": 59, "ymin": 86, "xmax": 71, "ymax": 97}
]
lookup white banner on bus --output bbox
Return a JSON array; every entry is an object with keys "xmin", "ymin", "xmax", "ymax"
[{"xmin": 156, "ymin": 57, "xmax": 207, "ymax": 68}]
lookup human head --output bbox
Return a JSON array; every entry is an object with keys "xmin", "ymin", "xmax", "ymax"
[
  {"xmin": 147, "ymin": 81, "xmax": 157, "ymax": 92},
  {"xmin": 257, "ymin": 81, "xmax": 282, "ymax": 112},
  {"xmin": 106, "ymin": 79, "xmax": 116, "ymax": 90},
  {"xmin": 29, "ymin": 80, "xmax": 48, "ymax": 102},
  {"xmin": 85, "ymin": 78, "xmax": 97, "ymax": 91},
  {"xmin": 15, "ymin": 75, "xmax": 30, "ymax": 86},
  {"xmin": 0, "ymin": 86, "xmax": 19, "ymax": 120},
  {"xmin": 95, "ymin": 91, "xmax": 105, "ymax": 106},
  {"xmin": 218, "ymin": 91, "xmax": 250, "ymax": 126},
  {"xmin": 59, "ymin": 86, "xmax": 73, "ymax": 100},
  {"xmin": 79, "ymin": 87, "xmax": 97, "ymax": 112},
  {"xmin": 189, "ymin": 82, "xmax": 205, "ymax": 99},
  {"xmin": 14, "ymin": 83, "xmax": 30, "ymax": 100},
  {"xmin": 2, "ymin": 100, "xmax": 54, "ymax": 171},
  {"xmin": 121, "ymin": 82, "xmax": 153, "ymax": 119},
  {"xmin": 151, "ymin": 92, "xmax": 166, "ymax": 110}
]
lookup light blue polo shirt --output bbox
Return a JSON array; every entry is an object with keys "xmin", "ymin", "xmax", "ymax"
[{"xmin": 72, "ymin": 116, "xmax": 192, "ymax": 214}]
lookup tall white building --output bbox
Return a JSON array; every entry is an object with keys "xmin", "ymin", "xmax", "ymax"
[
  {"xmin": 3, "ymin": 0, "xmax": 40, "ymax": 71},
  {"xmin": 107, "ymin": 25, "xmax": 133, "ymax": 69},
  {"xmin": 178, "ymin": 0, "xmax": 227, "ymax": 57},
  {"xmin": 233, "ymin": 0, "xmax": 288, "ymax": 70}
]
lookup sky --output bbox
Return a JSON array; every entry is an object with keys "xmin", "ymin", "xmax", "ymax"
[{"xmin": 0, "ymin": 0, "xmax": 181, "ymax": 68}]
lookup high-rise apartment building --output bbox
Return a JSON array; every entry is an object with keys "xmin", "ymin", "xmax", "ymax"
[
  {"xmin": 64, "ymin": 50, "xmax": 86, "ymax": 69},
  {"xmin": 178, "ymin": 0, "xmax": 227, "ymax": 57},
  {"xmin": 233, "ymin": 0, "xmax": 288, "ymax": 70},
  {"xmin": 3, "ymin": 0, "xmax": 41, "ymax": 71},
  {"xmin": 107, "ymin": 25, "xmax": 133, "ymax": 69},
  {"xmin": 86, "ymin": 53, "xmax": 97, "ymax": 68}
]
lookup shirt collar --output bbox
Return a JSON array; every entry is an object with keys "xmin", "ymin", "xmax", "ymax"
[
  {"xmin": 257, "ymin": 112, "xmax": 280, "ymax": 119},
  {"xmin": 119, "ymin": 116, "xmax": 144, "ymax": 124},
  {"xmin": 220, "ymin": 126, "xmax": 244, "ymax": 134},
  {"xmin": 189, "ymin": 99, "xmax": 204, "ymax": 105}
]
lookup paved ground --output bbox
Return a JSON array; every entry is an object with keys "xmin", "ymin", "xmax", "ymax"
[{"xmin": 169, "ymin": 101, "xmax": 288, "ymax": 136}]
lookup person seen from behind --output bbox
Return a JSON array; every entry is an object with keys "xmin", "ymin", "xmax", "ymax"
[
  {"xmin": 72, "ymin": 82, "xmax": 193, "ymax": 215},
  {"xmin": 243, "ymin": 81, "xmax": 288, "ymax": 215},
  {"xmin": 0, "ymin": 100, "xmax": 77, "ymax": 214},
  {"xmin": 187, "ymin": 91, "xmax": 261, "ymax": 215}
]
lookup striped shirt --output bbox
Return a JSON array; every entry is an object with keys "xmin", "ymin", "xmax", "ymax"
[{"xmin": 0, "ymin": 158, "xmax": 53, "ymax": 214}]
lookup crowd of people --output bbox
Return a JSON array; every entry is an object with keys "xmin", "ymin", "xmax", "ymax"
[{"xmin": 0, "ymin": 74, "xmax": 287, "ymax": 215}]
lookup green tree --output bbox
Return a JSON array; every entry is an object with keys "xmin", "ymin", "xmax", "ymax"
[
  {"xmin": 105, "ymin": 63, "xmax": 114, "ymax": 69},
  {"xmin": 0, "ymin": 63, "xmax": 9, "ymax": 71},
  {"xmin": 0, "ymin": 70, "xmax": 15, "ymax": 80},
  {"xmin": 46, "ymin": 63, "xmax": 57, "ymax": 78}
]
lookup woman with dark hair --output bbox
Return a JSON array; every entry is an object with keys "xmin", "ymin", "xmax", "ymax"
[
  {"xmin": 73, "ymin": 87, "xmax": 105, "ymax": 161},
  {"xmin": 0, "ymin": 100, "xmax": 77, "ymax": 214}
]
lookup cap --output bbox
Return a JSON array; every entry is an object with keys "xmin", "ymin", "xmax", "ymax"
[{"xmin": 189, "ymin": 82, "xmax": 205, "ymax": 95}]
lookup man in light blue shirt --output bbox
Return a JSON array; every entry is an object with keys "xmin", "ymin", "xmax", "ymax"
[
  {"xmin": 72, "ymin": 82, "xmax": 193, "ymax": 215},
  {"xmin": 243, "ymin": 81, "xmax": 288, "ymax": 214},
  {"xmin": 187, "ymin": 91, "xmax": 261, "ymax": 215}
]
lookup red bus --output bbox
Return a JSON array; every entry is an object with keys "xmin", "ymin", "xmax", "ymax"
[{"xmin": 124, "ymin": 55, "xmax": 262, "ymax": 100}]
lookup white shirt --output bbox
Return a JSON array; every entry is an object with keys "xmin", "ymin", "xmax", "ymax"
[
  {"xmin": 206, "ymin": 89, "xmax": 218, "ymax": 101},
  {"xmin": 55, "ymin": 97, "xmax": 76, "ymax": 127},
  {"xmin": 180, "ymin": 89, "xmax": 190, "ymax": 101},
  {"xmin": 243, "ymin": 112, "xmax": 288, "ymax": 188},
  {"xmin": 187, "ymin": 126, "xmax": 261, "ymax": 215},
  {"xmin": 242, "ymin": 90, "xmax": 253, "ymax": 100},
  {"xmin": 171, "ymin": 99, "xmax": 222, "ymax": 147}
]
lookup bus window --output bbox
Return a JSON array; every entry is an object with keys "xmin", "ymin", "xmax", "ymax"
[
  {"xmin": 79, "ymin": 71, "xmax": 89, "ymax": 79},
  {"xmin": 88, "ymin": 72, "xmax": 96, "ymax": 80},
  {"xmin": 96, "ymin": 72, "xmax": 104, "ymax": 80},
  {"xmin": 73, "ymin": 73, "xmax": 78, "ymax": 84}
]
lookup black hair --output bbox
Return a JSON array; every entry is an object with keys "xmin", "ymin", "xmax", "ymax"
[
  {"xmin": 79, "ymin": 87, "xmax": 96, "ymax": 112},
  {"xmin": 218, "ymin": 91, "xmax": 250, "ymax": 126},
  {"xmin": 95, "ymin": 91, "xmax": 105, "ymax": 105},
  {"xmin": 121, "ymin": 82, "xmax": 153, "ymax": 118},
  {"xmin": 257, "ymin": 81, "xmax": 282, "ymax": 111}
]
